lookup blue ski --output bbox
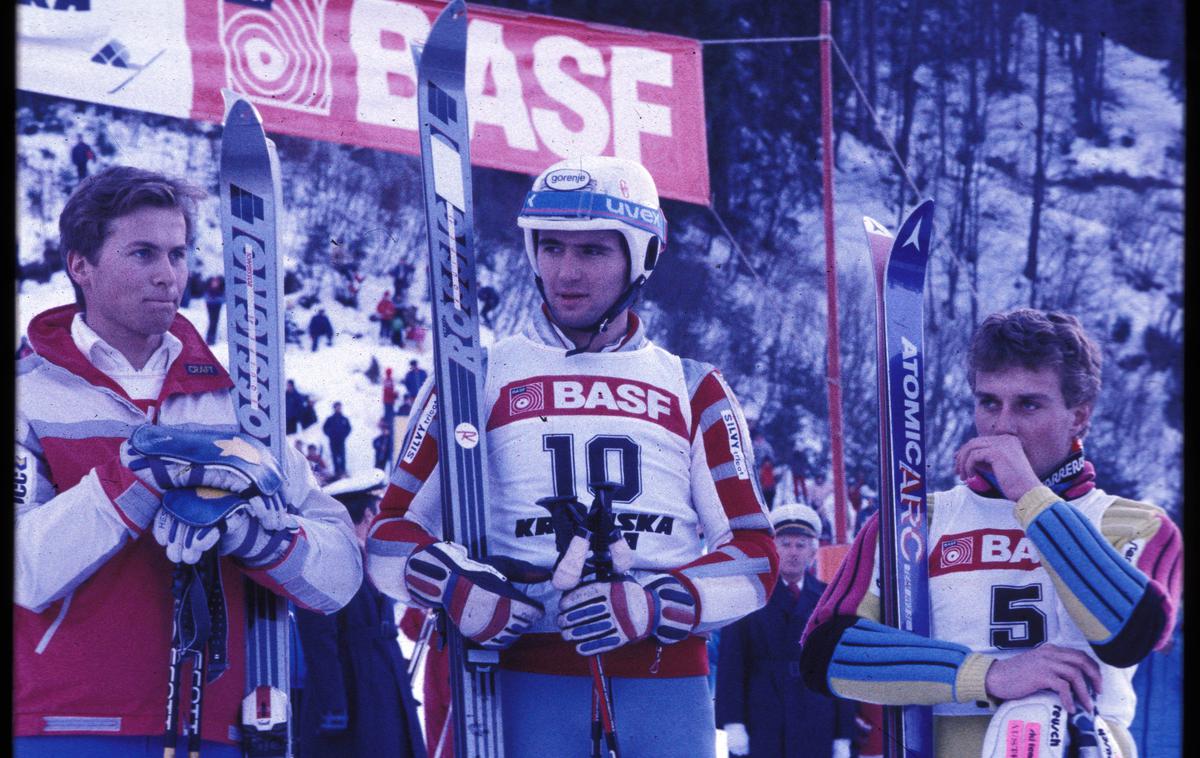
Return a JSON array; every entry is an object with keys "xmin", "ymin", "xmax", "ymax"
[
  {"xmin": 220, "ymin": 93, "xmax": 292, "ymax": 758},
  {"xmin": 863, "ymin": 200, "xmax": 935, "ymax": 758},
  {"xmin": 413, "ymin": 3, "xmax": 505, "ymax": 757}
]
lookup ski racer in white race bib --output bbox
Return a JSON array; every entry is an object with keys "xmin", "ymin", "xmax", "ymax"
[
  {"xmin": 366, "ymin": 156, "xmax": 779, "ymax": 756},
  {"xmin": 800, "ymin": 309, "xmax": 1182, "ymax": 757}
]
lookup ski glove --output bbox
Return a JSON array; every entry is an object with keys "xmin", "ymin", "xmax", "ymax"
[
  {"xmin": 403, "ymin": 542, "xmax": 545, "ymax": 649},
  {"xmin": 154, "ymin": 506, "xmax": 222, "ymax": 564},
  {"xmin": 121, "ymin": 424, "xmax": 290, "ymax": 530},
  {"xmin": 557, "ymin": 572, "xmax": 698, "ymax": 656},
  {"xmin": 154, "ymin": 487, "xmax": 298, "ymax": 566}
]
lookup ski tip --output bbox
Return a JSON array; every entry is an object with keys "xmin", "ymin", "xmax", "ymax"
[
  {"xmin": 221, "ymin": 92, "xmax": 264, "ymax": 129},
  {"xmin": 911, "ymin": 198, "xmax": 936, "ymax": 222},
  {"xmin": 414, "ymin": 0, "xmax": 468, "ymax": 77},
  {"xmin": 862, "ymin": 216, "xmax": 893, "ymax": 238},
  {"xmin": 429, "ymin": 0, "xmax": 468, "ymax": 44},
  {"xmin": 895, "ymin": 199, "xmax": 936, "ymax": 258}
]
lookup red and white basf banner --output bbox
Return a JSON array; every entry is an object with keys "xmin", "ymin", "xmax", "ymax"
[{"xmin": 17, "ymin": 0, "xmax": 710, "ymax": 205}]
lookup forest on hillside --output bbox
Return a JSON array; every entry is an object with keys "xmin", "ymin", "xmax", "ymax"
[{"xmin": 15, "ymin": 0, "xmax": 1184, "ymax": 514}]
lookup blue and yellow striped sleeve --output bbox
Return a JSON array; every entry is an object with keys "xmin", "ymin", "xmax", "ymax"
[
  {"xmin": 1015, "ymin": 486, "xmax": 1181, "ymax": 667},
  {"xmin": 800, "ymin": 505, "xmax": 997, "ymax": 708}
]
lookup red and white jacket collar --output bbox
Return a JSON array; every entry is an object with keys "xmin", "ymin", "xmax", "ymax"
[{"xmin": 27, "ymin": 304, "xmax": 233, "ymax": 404}]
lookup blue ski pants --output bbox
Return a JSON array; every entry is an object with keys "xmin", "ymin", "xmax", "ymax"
[{"xmin": 499, "ymin": 669, "xmax": 716, "ymax": 758}]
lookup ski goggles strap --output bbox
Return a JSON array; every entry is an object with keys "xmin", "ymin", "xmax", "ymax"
[{"xmin": 522, "ymin": 189, "xmax": 667, "ymax": 240}]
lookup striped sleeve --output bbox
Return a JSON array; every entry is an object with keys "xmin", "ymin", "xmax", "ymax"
[
  {"xmin": 811, "ymin": 618, "xmax": 992, "ymax": 706},
  {"xmin": 365, "ymin": 376, "xmax": 442, "ymax": 603},
  {"xmin": 239, "ymin": 445, "xmax": 362, "ymax": 614},
  {"xmin": 800, "ymin": 498, "xmax": 994, "ymax": 706},
  {"xmin": 1015, "ymin": 486, "xmax": 1182, "ymax": 667},
  {"xmin": 672, "ymin": 362, "xmax": 778, "ymax": 633}
]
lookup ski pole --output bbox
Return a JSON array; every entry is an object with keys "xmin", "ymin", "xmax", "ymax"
[
  {"xmin": 164, "ymin": 564, "xmax": 187, "ymax": 758},
  {"xmin": 590, "ymin": 686, "xmax": 601, "ymax": 757},
  {"xmin": 171, "ymin": 548, "xmax": 222, "ymax": 758},
  {"xmin": 185, "ymin": 646, "xmax": 206, "ymax": 758},
  {"xmin": 407, "ymin": 608, "xmax": 436, "ymax": 679},
  {"xmin": 587, "ymin": 483, "xmax": 621, "ymax": 758},
  {"xmin": 433, "ymin": 703, "xmax": 452, "ymax": 758},
  {"xmin": 588, "ymin": 655, "xmax": 619, "ymax": 758}
]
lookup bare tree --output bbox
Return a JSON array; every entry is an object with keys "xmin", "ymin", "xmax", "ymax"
[{"xmin": 1024, "ymin": 6, "xmax": 1049, "ymax": 305}]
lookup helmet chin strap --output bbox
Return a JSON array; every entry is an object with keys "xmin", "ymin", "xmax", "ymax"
[{"xmin": 536, "ymin": 275, "xmax": 646, "ymax": 357}]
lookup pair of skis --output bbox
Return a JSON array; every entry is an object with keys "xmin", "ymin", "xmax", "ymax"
[
  {"xmin": 415, "ymin": 4, "xmax": 614, "ymax": 757},
  {"xmin": 207, "ymin": 6, "xmax": 500, "ymax": 758},
  {"xmin": 154, "ymin": 95, "xmax": 292, "ymax": 758},
  {"xmin": 864, "ymin": 200, "xmax": 936, "ymax": 758},
  {"xmin": 158, "ymin": 93, "xmax": 292, "ymax": 758},
  {"xmin": 413, "ymin": 3, "xmax": 506, "ymax": 758}
]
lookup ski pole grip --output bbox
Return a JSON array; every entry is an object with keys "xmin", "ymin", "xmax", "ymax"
[
  {"xmin": 552, "ymin": 532, "xmax": 591, "ymax": 590},
  {"xmin": 609, "ymin": 536, "xmax": 634, "ymax": 575},
  {"xmin": 589, "ymin": 482, "xmax": 621, "ymax": 580}
]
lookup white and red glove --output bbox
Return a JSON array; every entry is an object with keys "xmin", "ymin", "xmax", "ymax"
[
  {"xmin": 120, "ymin": 424, "xmax": 290, "ymax": 530},
  {"xmin": 557, "ymin": 572, "xmax": 698, "ymax": 656},
  {"xmin": 153, "ymin": 487, "xmax": 298, "ymax": 566},
  {"xmin": 723, "ymin": 723, "xmax": 750, "ymax": 756},
  {"xmin": 403, "ymin": 541, "xmax": 544, "ymax": 649},
  {"xmin": 981, "ymin": 691, "xmax": 1126, "ymax": 758}
]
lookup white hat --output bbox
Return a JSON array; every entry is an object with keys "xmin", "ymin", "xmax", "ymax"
[
  {"xmin": 771, "ymin": 503, "xmax": 822, "ymax": 538},
  {"xmin": 322, "ymin": 468, "xmax": 387, "ymax": 498}
]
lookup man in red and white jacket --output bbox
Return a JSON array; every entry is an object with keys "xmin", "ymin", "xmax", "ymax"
[
  {"xmin": 366, "ymin": 157, "xmax": 779, "ymax": 756},
  {"xmin": 14, "ymin": 166, "xmax": 361, "ymax": 757}
]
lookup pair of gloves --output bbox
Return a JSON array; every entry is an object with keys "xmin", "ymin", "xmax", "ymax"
[
  {"xmin": 121, "ymin": 424, "xmax": 298, "ymax": 566},
  {"xmin": 403, "ymin": 540, "xmax": 698, "ymax": 655}
]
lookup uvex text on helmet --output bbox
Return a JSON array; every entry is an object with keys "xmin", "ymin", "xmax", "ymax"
[{"xmin": 517, "ymin": 156, "xmax": 667, "ymax": 286}]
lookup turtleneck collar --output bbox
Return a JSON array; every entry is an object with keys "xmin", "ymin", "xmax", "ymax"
[{"xmin": 967, "ymin": 438, "xmax": 1096, "ymax": 500}]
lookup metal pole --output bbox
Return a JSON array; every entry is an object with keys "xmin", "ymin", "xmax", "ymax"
[{"xmin": 820, "ymin": 0, "xmax": 849, "ymax": 544}]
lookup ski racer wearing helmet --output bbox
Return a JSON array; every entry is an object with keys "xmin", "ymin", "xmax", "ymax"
[{"xmin": 366, "ymin": 156, "xmax": 779, "ymax": 756}]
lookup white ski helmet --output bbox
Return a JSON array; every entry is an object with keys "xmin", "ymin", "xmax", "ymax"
[{"xmin": 517, "ymin": 156, "xmax": 667, "ymax": 286}]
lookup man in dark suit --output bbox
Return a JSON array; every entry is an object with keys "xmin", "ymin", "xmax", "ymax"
[
  {"xmin": 294, "ymin": 471, "xmax": 426, "ymax": 758},
  {"xmin": 717, "ymin": 504, "xmax": 856, "ymax": 758}
]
